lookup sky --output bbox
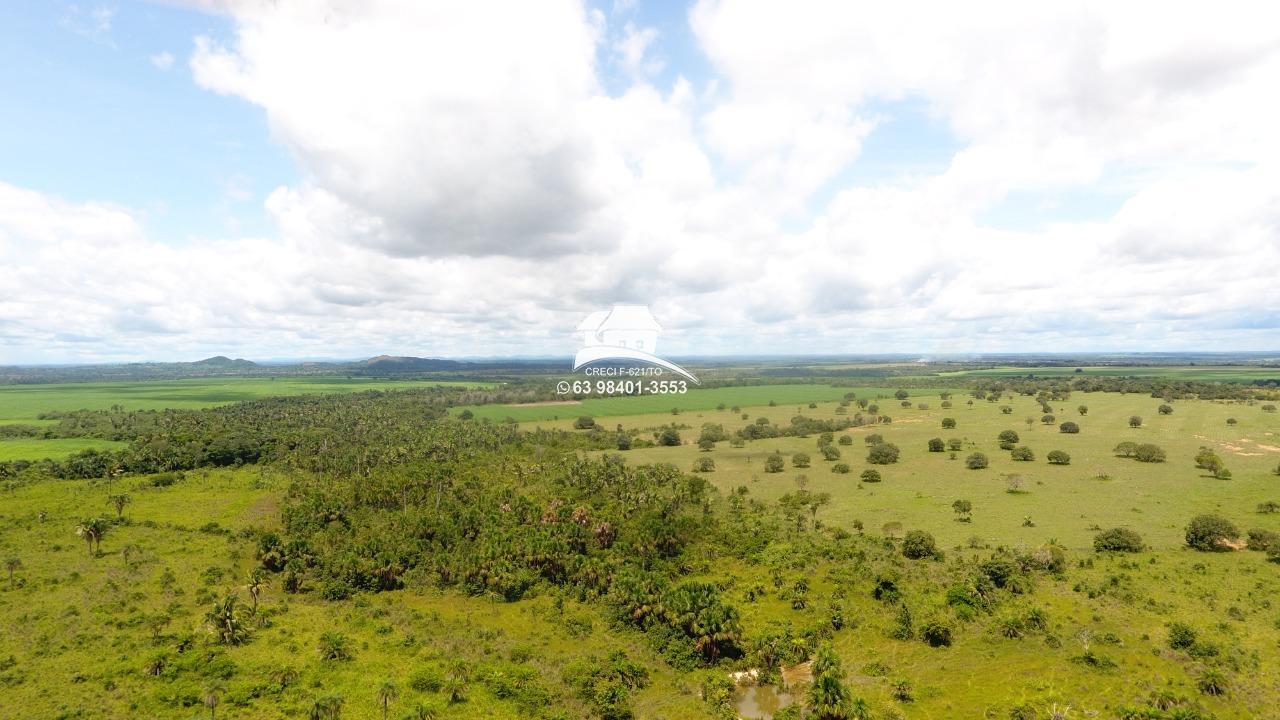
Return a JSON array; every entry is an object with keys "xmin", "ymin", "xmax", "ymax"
[{"xmin": 2, "ymin": 0, "xmax": 1280, "ymax": 364}]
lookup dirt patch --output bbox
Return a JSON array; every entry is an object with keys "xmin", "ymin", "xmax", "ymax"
[
  {"xmin": 1235, "ymin": 452, "xmax": 1264, "ymax": 457},
  {"xmin": 1220, "ymin": 538, "xmax": 1248, "ymax": 551},
  {"xmin": 1222, "ymin": 444, "xmax": 1244, "ymax": 451},
  {"xmin": 1255, "ymin": 444, "xmax": 1280, "ymax": 453}
]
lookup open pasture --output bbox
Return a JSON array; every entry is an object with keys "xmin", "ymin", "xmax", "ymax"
[{"xmin": 601, "ymin": 390, "xmax": 1280, "ymax": 550}]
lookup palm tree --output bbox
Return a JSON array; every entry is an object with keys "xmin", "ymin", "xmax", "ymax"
[
  {"xmin": 246, "ymin": 569, "xmax": 266, "ymax": 614},
  {"xmin": 206, "ymin": 594, "xmax": 249, "ymax": 645},
  {"xmin": 376, "ymin": 680, "xmax": 399, "ymax": 720},
  {"xmin": 75, "ymin": 517, "xmax": 109, "ymax": 556},
  {"xmin": 807, "ymin": 671, "xmax": 852, "ymax": 719},
  {"xmin": 107, "ymin": 493, "xmax": 131, "ymax": 519},
  {"xmin": 203, "ymin": 681, "xmax": 223, "ymax": 720},
  {"xmin": 4, "ymin": 557, "xmax": 20, "ymax": 588},
  {"xmin": 309, "ymin": 695, "xmax": 343, "ymax": 720}
]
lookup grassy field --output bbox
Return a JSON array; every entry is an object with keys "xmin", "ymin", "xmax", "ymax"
[
  {"xmin": 454, "ymin": 385, "xmax": 951, "ymax": 423},
  {"xmin": 941, "ymin": 365, "xmax": 1280, "ymax": 383},
  {"xmin": 0, "ymin": 377, "xmax": 497, "ymax": 423},
  {"xmin": 4, "ymin": 380, "xmax": 1280, "ymax": 718},
  {"xmin": 0, "ymin": 437, "xmax": 128, "ymax": 461},
  {"xmin": 600, "ymin": 390, "xmax": 1280, "ymax": 550},
  {"xmin": 0, "ymin": 468, "xmax": 707, "ymax": 719}
]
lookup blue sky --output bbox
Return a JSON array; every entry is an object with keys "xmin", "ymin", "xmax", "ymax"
[
  {"xmin": 0, "ymin": 1, "xmax": 294, "ymax": 243},
  {"xmin": 1, "ymin": 1, "xmax": 1278, "ymax": 363}
]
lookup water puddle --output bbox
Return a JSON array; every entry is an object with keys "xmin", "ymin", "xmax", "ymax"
[{"xmin": 730, "ymin": 662, "xmax": 811, "ymax": 719}]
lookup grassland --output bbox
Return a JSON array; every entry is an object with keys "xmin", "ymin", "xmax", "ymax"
[
  {"xmin": 0, "ymin": 377, "xmax": 497, "ymax": 423},
  {"xmin": 0, "ymin": 438, "xmax": 128, "ymax": 461},
  {"xmin": 601, "ymin": 390, "xmax": 1280, "ymax": 550},
  {"xmin": 941, "ymin": 365, "xmax": 1280, "ymax": 383},
  {"xmin": 4, "ymin": 378, "xmax": 1280, "ymax": 718},
  {"xmin": 0, "ymin": 468, "xmax": 708, "ymax": 719}
]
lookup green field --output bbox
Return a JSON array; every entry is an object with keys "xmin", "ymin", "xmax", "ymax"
[
  {"xmin": 603, "ymin": 391, "xmax": 1280, "ymax": 550},
  {"xmin": 0, "ymin": 437, "xmax": 128, "ymax": 461},
  {"xmin": 453, "ymin": 385, "xmax": 950, "ymax": 423},
  {"xmin": 0, "ymin": 468, "xmax": 709, "ymax": 719},
  {"xmin": 942, "ymin": 365, "xmax": 1280, "ymax": 382},
  {"xmin": 0, "ymin": 377, "xmax": 496, "ymax": 422},
  {"xmin": 4, "ymin": 378, "xmax": 1280, "ymax": 718}
]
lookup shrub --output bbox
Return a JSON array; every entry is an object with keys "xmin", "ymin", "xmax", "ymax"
[
  {"xmin": 1134, "ymin": 443, "xmax": 1166, "ymax": 463},
  {"xmin": 1129, "ymin": 415, "xmax": 1143, "ymax": 428},
  {"xmin": 864, "ymin": 433, "xmax": 883, "ymax": 445},
  {"xmin": 1257, "ymin": 501, "xmax": 1280, "ymax": 514},
  {"xmin": 941, "ymin": 418, "xmax": 956, "ymax": 429},
  {"xmin": 318, "ymin": 632, "xmax": 353, "ymax": 661},
  {"xmin": 837, "ymin": 435, "xmax": 852, "ymax": 446},
  {"xmin": 1113, "ymin": 441, "xmax": 1138, "ymax": 457},
  {"xmin": 1041, "ymin": 414, "xmax": 1055, "ymax": 424},
  {"xmin": 1046, "ymin": 450, "xmax": 1070, "ymax": 465},
  {"xmin": 947, "ymin": 438, "xmax": 963, "ymax": 451},
  {"xmin": 1158, "ymin": 404, "xmax": 1174, "ymax": 415},
  {"xmin": 657, "ymin": 428, "xmax": 681, "ymax": 446},
  {"xmin": 998, "ymin": 429, "xmax": 1020, "ymax": 445},
  {"xmin": 867, "ymin": 443, "xmax": 900, "ymax": 465},
  {"xmin": 902, "ymin": 530, "xmax": 938, "ymax": 560},
  {"xmin": 1093, "ymin": 527, "xmax": 1144, "ymax": 553},
  {"xmin": 574, "ymin": 416, "xmax": 596, "ymax": 429},
  {"xmin": 927, "ymin": 438, "xmax": 945, "ymax": 452},
  {"xmin": 966, "ymin": 452, "xmax": 989, "ymax": 470},
  {"xmin": 860, "ymin": 469, "xmax": 882, "ymax": 484},
  {"xmin": 764, "ymin": 454, "xmax": 785, "ymax": 473},
  {"xmin": 1168, "ymin": 623, "xmax": 1197, "ymax": 650},
  {"xmin": 1262, "ymin": 404, "xmax": 1278, "ymax": 413},
  {"xmin": 1059, "ymin": 421, "xmax": 1079, "ymax": 434},
  {"xmin": 1246, "ymin": 528, "xmax": 1280, "ymax": 552},
  {"xmin": 820, "ymin": 445, "xmax": 841, "ymax": 461},
  {"xmin": 1010, "ymin": 446, "xmax": 1034, "ymax": 462},
  {"xmin": 692, "ymin": 458, "xmax": 715, "ymax": 473},
  {"xmin": 1185, "ymin": 514, "xmax": 1239, "ymax": 551},
  {"xmin": 1077, "ymin": 405, "xmax": 1088, "ymax": 415},
  {"xmin": 792, "ymin": 452, "xmax": 811, "ymax": 469},
  {"xmin": 1227, "ymin": 417, "xmax": 1237, "ymax": 425},
  {"xmin": 832, "ymin": 463, "xmax": 850, "ymax": 474},
  {"xmin": 920, "ymin": 619, "xmax": 952, "ymax": 647}
]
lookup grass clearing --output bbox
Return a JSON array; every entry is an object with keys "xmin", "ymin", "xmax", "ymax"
[{"xmin": 0, "ymin": 377, "xmax": 497, "ymax": 422}]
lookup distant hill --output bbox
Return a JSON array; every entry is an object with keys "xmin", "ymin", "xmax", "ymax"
[
  {"xmin": 190, "ymin": 356, "xmax": 257, "ymax": 369},
  {"xmin": 357, "ymin": 355, "xmax": 466, "ymax": 374}
]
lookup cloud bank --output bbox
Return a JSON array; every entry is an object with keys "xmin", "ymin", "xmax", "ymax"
[{"xmin": 3, "ymin": 0, "xmax": 1280, "ymax": 362}]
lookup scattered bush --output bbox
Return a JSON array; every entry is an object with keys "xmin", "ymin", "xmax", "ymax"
[
  {"xmin": 1158, "ymin": 404, "xmax": 1174, "ymax": 415},
  {"xmin": 764, "ymin": 454, "xmax": 785, "ymax": 473},
  {"xmin": 1046, "ymin": 450, "xmax": 1070, "ymax": 465},
  {"xmin": 1167, "ymin": 623, "xmax": 1197, "ymax": 650},
  {"xmin": 1185, "ymin": 514, "xmax": 1239, "ymax": 552},
  {"xmin": 860, "ymin": 469, "xmax": 882, "ymax": 484},
  {"xmin": 832, "ymin": 463, "xmax": 850, "ymax": 474},
  {"xmin": 941, "ymin": 418, "xmax": 956, "ymax": 429},
  {"xmin": 1010, "ymin": 446, "xmax": 1034, "ymax": 462},
  {"xmin": 902, "ymin": 530, "xmax": 939, "ymax": 560},
  {"xmin": 1129, "ymin": 415, "xmax": 1143, "ymax": 428},
  {"xmin": 867, "ymin": 443, "xmax": 901, "ymax": 465},
  {"xmin": 966, "ymin": 452, "xmax": 989, "ymax": 470},
  {"xmin": 927, "ymin": 438, "xmax": 945, "ymax": 452},
  {"xmin": 574, "ymin": 416, "xmax": 596, "ymax": 430},
  {"xmin": 692, "ymin": 458, "xmax": 715, "ymax": 473},
  {"xmin": 1059, "ymin": 421, "xmax": 1079, "ymax": 434},
  {"xmin": 1133, "ymin": 443, "xmax": 1166, "ymax": 463},
  {"xmin": 1093, "ymin": 527, "xmax": 1145, "ymax": 553},
  {"xmin": 792, "ymin": 452, "xmax": 811, "ymax": 469}
]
